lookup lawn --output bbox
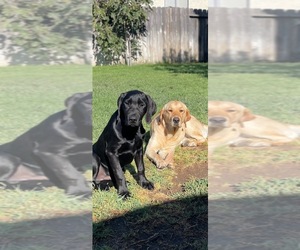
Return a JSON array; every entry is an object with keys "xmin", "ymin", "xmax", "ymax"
[
  {"xmin": 0, "ymin": 65, "xmax": 92, "ymax": 250},
  {"xmin": 208, "ymin": 63, "xmax": 300, "ymax": 249},
  {"xmin": 93, "ymin": 63, "xmax": 208, "ymax": 249}
]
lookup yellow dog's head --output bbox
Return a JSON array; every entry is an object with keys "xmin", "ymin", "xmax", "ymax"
[
  {"xmin": 208, "ymin": 101, "xmax": 255, "ymax": 128},
  {"xmin": 159, "ymin": 101, "xmax": 191, "ymax": 128}
]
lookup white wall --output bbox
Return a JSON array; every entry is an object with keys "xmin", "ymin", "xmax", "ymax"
[
  {"xmin": 152, "ymin": 0, "xmax": 208, "ymax": 9},
  {"xmin": 251, "ymin": 0, "xmax": 300, "ymax": 10},
  {"xmin": 209, "ymin": 0, "xmax": 300, "ymax": 9}
]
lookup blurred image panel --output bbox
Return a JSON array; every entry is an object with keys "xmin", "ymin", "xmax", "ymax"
[
  {"xmin": 0, "ymin": 1, "xmax": 92, "ymax": 249},
  {"xmin": 208, "ymin": 0, "xmax": 300, "ymax": 249}
]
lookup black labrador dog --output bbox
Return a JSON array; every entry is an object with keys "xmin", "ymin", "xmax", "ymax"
[
  {"xmin": 93, "ymin": 90, "xmax": 156, "ymax": 198},
  {"xmin": 0, "ymin": 92, "xmax": 92, "ymax": 197}
]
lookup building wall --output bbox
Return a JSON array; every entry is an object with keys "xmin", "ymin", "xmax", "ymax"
[
  {"xmin": 152, "ymin": 0, "xmax": 208, "ymax": 9},
  {"xmin": 251, "ymin": 0, "xmax": 300, "ymax": 10},
  {"xmin": 190, "ymin": 0, "xmax": 208, "ymax": 9},
  {"xmin": 209, "ymin": 0, "xmax": 300, "ymax": 9}
]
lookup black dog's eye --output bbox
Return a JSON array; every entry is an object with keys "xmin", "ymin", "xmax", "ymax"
[{"xmin": 139, "ymin": 103, "xmax": 145, "ymax": 107}]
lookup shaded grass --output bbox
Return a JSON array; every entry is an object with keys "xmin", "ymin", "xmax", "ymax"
[
  {"xmin": 94, "ymin": 195, "xmax": 208, "ymax": 250},
  {"xmin": 209, "ymin": 63, "xmax": 300, "ymax": 78},
  {"xmin": 209, "ymin": 194, "xmax": 300, "ymax": 250},
  {"xmin": 93, "ymin": 63, "xmax": 208, "ymax": 248},
  {"xmin": 154, "ymin": 62, "xmax": 208, "ymax": 77},
  {"xmin": 0, "ymin": 213, "xmax": 91, "ymax": 250}
]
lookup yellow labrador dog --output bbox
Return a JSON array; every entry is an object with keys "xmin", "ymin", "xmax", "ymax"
[
  {"xmin": 208, "ymin": 101, "xmax": 300, "ymax": 154},
  {"xmin": 146, "ymin": 101, "xmax": 207, "ymax": 169}
]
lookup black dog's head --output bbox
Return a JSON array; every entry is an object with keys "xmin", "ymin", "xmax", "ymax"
[
  {"xmin": 64, "ymin": 92, "xmax": 92, "ymax": 139},
  {"xmin": 117, "ymin": 90, "xmax": 157, "ymax": 127}
]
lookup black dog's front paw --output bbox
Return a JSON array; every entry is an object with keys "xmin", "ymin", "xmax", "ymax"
[
  {"xmin": 67, "ymin": 185, "xmax": 91, "ymax": 198},
  {"xmin": 118, "ymin": 189, "xmax": 131, "ymax": 200},
  {"xmin": 140, "ymin": 180, "xmax": 155, "ymax": 190}
]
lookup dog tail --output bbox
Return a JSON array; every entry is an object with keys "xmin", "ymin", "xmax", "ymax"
[
  {"xmin": 288, "ymin": 125, "xmax": 300, "ymax": 137},
  {"xmin": 201, "ymin": 124, "xmax": 208, "ymax": 140}
]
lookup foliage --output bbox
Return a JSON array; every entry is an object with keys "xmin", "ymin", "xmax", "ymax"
[
  {"xmin": 0, "ymin": 1, "xmax": 91, "ymax": 64},
  {"xmin": 93, "ymin": 0, "xmax": 152, "ymax": 65}
]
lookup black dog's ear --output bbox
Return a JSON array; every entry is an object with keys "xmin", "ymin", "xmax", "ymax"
[
  {"xmin": 117, "ymin": 92, "xmax": 127, "ymax": 122},
  {"xmin": 63, "ymin": 92, "xmax": 91, "ymax": 121},
  {"xmin": 145, "ymin": 94, "xmax": 157, "ymax": 124},
  {"xmin": 65, "ymin": 92, "xmax": 91, "ymax": 108}
]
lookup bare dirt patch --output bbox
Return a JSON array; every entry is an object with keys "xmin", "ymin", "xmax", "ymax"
[
  {"xmin": 158, "ymin": 146, "xmax": 208, "ymax": 195},
  {"xmin": 209, "ymin": 143, "xmax": 300, "ymax": 194}
]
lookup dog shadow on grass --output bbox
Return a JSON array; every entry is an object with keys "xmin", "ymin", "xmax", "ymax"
[
  {"xmin": 93, "ymin": 194, "xmax": 208, "ymax": 249},
  {"xmin": 93, "ymin": 193, "xmax": 299, "ymax": 250},
  {"xmin": 0, "ymin": 213, "xmax": 92, "ymax": 250},
  {"xmin": 208, "ymin": 194, "xmax": 300, "ymax": 249}
]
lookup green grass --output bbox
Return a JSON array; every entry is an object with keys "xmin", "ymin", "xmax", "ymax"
[
  {"xmin": 0, "ymin": 65, "xmax": 91, "ymax": 142},
  {"xmin": 173, "ymin": 178, "xmax": 208, "ymax": 199},
  {"xmin": 210, "ymin": 177, "xmax": 300, "ymax": 200},
  {"xmin": 93, "ymin": 63, "xmax": 208, "ymax": 249},
  {"xmin": 93, "ymin": 63, "xmax": 208, "ymax": 139},
  {"xmin": 209, "ymin": 63, "xmax": 300, "ymax": 123},
  {"xmin": 0, "ymin": 187, "xmax": 91, "ymax": 222}
]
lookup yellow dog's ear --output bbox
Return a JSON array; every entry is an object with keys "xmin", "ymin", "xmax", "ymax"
[
  {"xmin": 241, "ymin": 108, "xmax": 256, "ymax": 122},
  {"xmin": 185, "ymin": 109, "xmax": 192, "ymax": 122},
  {"xmin": 158, "ymin": 109, "xmax": 164, "ymax": 125},
  {"xmin": 145, "ymin": 94, "xmax": 157, "ymax": 124}
]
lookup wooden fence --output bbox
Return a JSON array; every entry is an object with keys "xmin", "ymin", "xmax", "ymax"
[
  {"xmin": 137, "ymin": 7, "xmax": 208, "ymax": 63},
  {"xmin": 93, "ymin": 7, "xmax": 208, "ymax": 65},
  {"xmin": 209, "ymin": 8, "xmax": 300, "ymax": 62}
]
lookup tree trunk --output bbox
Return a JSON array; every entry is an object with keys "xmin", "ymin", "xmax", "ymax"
[{"xmin": 125, "ymin": 32, "xmax": 131, "ymax": 66}]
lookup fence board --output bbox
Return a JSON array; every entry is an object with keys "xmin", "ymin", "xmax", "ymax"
[
  {"xmin": 137, "ymin": 7, "xmax": 207, "ymax": 64},
  {"xmin": 209, "ymin": 8, "xmax": 300, "ymax": 62}
]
